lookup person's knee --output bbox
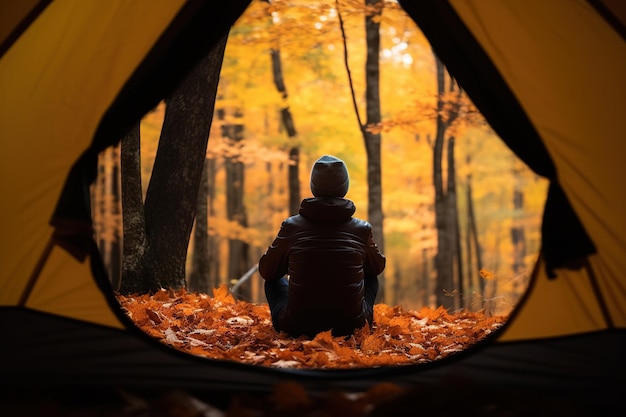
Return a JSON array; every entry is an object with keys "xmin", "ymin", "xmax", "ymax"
[
  {"xmin": 265, "ymin": 277, "xmax": 288, "ymax": 299},
  {"xmin": 364, "ymin": 275, "xmax": 379, "ymax": 305},
  {"xmin": 264, "ymin": 277, "xmax": 289, "ymax": 324}
]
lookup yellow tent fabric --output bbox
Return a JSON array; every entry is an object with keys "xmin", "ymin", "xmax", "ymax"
[
  {"xmin": 447, "ymin": 0, "xmax": 626, "ymax": 340},
  {"xmin": 0, "ymin": 0, "xmax": 185, "ymax": 326},
  {"xmin": 0, "ymin": 0, "xmax": 625, "ymax": 403}
]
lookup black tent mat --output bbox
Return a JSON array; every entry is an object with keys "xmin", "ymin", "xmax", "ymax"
[{"xmin": 2, "ymin": 307, "xmax": 624, "ymax": 412}]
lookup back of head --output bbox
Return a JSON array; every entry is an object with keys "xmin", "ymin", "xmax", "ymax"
[{"xmin": 310, "ymin": 155, "xmax": 350, "ymax": 198}]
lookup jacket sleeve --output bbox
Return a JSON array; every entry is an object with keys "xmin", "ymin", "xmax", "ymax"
[
  {"xmin": 258, "ymin": 220, "xmax": 290, "ymax": 281},
  {"xmin": 363, "ymin": 224, "xmax": 386, "ymax": 277}
]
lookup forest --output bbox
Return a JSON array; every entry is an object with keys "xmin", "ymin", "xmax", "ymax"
[{"xmin": 91, "ymin": 0, "xmax": 547, "ymax": 320}]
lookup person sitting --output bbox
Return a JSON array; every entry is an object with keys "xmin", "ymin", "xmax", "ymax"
[{"xmin": 259, "ymin": 155, "xmax": 386, "ymax": 338}]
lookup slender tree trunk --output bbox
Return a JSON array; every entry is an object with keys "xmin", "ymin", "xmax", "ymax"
[
  {"xmin": 223, "ymin": 107, "xmax": 251, "ymax": 300},
  {"xmin": 336, "ymin": 0, "xmax": 386, "ymax": 302},
  {"xmin": 392, "ymin": 263, "xmax": 401, "ymax": 305},
  {"xmin": 206, "ymin": 157, "xmax": 221, "ymax": 290},
  {"xmin": 465, "ymin": 154, "xmax": 484, "ymax": 309},
  {"xmin": 189, "ymin": 159, "xmax": 210, "ymax": 293},
  {"xmin": 422, "ymin": 248, "xmax": 430, "ymax": 307},
  {"xmin": 265, "ymin": 0, "xmax": 300, "ymax": 218},
  {"xmin": 101, "ymin": 148, "xmax": 115, "ymax": 280},
  {"xmin": 433, "ymin": 57, "xmax": 455, "ymax": 310},
  {"xmin": 119, "ymin": 123, "xmax": 146, "ymax": 294},
  {"xmin": 467, "ymin": 177, "xmax": 485, "ymax": 298},
  {"xmin": 94, "ymin": 153, "xmax": 105, "ymax": 270},
  {"xmin": 109, "ymin": 145, "xmax": 122, "ymax": 290},
  {"xmin": 94, "ymin": 144, "xmax": 122, "ymax": 292},
  {"xmin": 269, "ymin": 48, "xmax": 301, "ymax": 216},
  {"xmin": 142, "ymin": 34, "xmax": 228, "ymax": 292},
  {"xmin": 447, "ymin": 137, "xmax": 462, "ymax": 310},
  {"xmin": 433, "ymin": 141, "xmax": 453, "ymax": 308},
  {"xmin": 511, "ymin": 160, "xmax": 526, "ymax": 296},
  {"xmin": 364, "ymin": 0, "xmax": 385, "ymax": 303}
]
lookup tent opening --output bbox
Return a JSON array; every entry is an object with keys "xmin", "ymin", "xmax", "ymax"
[{"xmin": 90, "ymin": 0, "xmax": 548, "ymax": 369}]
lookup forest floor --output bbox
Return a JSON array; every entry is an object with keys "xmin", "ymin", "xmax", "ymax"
[{"xmin": 116, "ymin": 285, "xmax": 506, "ymax": 369}]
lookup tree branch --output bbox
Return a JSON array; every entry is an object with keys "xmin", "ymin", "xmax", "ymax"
[{"xmin": 336, "ymin": 0, "xmax": 364, "ymax": 132}]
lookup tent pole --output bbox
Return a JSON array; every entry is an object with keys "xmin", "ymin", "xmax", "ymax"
[
  {"xmin": 18, "ymin": 237, "xmax": 55, "ymax": 306},
  {"xmin": 584, "ymin": 258, "xmax": 614, "ymax": 329}
]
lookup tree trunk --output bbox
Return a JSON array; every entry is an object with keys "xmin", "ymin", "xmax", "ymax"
[
  {"xmin": 189, "ymin": 159, "xmax": 210, "ymax": 293},
  {"xmin": 270, "ymin": 48, "xmax": 301, "ymax": 216},
  {"xmin": 142, "ymin": 33, "xmax": 228, "ymax": 292},
  {"xmin": 422, "ymin": 248, "xmax": 430, "ymax": 307},
  {"xmin": 447, "ymin": 137, "xmax": 461, "ymax": 310},
  {"xmin": 119, "ymin": 123, "xmax": 146, "ymax": 294},
  {"xmin": 511, "ymin": 160, "xmax": 526, "ymax": 295},
  {"xmin": 101, "ymin": 148, "xmax": 119, "ymax": 284},
  {"xmin": 206, "ymin": 157, "xmax": 221, "ymax": 290},
  {"xmin": 365, "ymin": 0, "xmax": 385, "ymax": 303},
  {"xmin": 223, "ymin": 107, "xmax": 251, "ymax": 300},
  {"xmin": 465, "ymin": 155, "xmax": 484, "ymax": 309},
  {"xmin": 433, "ymin": 57, "xmax": 455, "ymax": 310},
  {"xmin": 109, "ymin": 145, "xmax": 122, "ymax": 290}
]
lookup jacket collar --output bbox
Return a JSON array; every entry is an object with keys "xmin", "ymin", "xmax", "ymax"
[{"xmin": 299, "ymin": 197, "xmax": 356, "ymax": 223}]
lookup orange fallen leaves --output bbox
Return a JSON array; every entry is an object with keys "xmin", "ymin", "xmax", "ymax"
[{"xmin": 116, "ymin": 285, "xmax": 506, "ymax": 369}]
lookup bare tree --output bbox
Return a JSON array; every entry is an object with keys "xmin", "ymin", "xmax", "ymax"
[
  {"xmin": 432, "ymin": 55, "xmax": 462, "ymax": 310},
  {"xmin": 337, "ymin": 0, "xmax": 386, "ymax": 302},
  {"xmin": 464, "ymin": 154, "xmax": 484, "ymax": 309},
  {"xmin": 266, "ymin": 0, "xmax": 301, "ymax": 216},
  {"xmin": 511, "ymin": 158, "xmax": 527, "ymax": 296}
]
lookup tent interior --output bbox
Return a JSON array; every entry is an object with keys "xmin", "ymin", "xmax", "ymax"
[{"xmin": 1, "ymin": 0, "xmax": 625, "ymax": 413}]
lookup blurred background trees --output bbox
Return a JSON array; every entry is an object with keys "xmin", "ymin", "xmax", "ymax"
[{"xmin": 91, "ymin": 0, "xmax": 547, "ymax": 316}]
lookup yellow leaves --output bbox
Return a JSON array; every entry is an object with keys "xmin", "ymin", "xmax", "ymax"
[{"xmin": 116, "ymin": 284, "xmax": 507, "ymax": 369}]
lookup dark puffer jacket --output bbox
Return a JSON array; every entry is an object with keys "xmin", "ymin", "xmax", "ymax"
[{"xmin": 259, "ymin": 197, "xmax": 386, "ymax": 337}]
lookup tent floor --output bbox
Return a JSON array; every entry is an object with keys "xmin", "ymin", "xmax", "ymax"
[
  {"xmin": 0, "ymin": 382, "xmax": 612, "ymax": 417},
  {"xmin": 2, "ymin": 308, "xmax": 624, "ymax": 416}
]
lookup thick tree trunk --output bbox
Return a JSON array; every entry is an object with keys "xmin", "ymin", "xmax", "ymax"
[
  {"xmin": 142, "ymin": 34, "xmax": 228, "ymax": 292},
  {"xmin": 365, "ymin": 0, "xmax": 385, "ymax": 303}
]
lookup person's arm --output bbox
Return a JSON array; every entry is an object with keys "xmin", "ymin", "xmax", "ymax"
[
  {"xmin": 258, "ymin": 220, "xmax": 291, "ymax": 281},
  {"xmin": 364, "ymin": 225, "xmax": 386, "ymax": 277}
]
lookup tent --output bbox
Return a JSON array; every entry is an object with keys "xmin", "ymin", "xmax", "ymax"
[{"xmin": 1, "ymin": 0, "xmax": 625, "ymax": 409}]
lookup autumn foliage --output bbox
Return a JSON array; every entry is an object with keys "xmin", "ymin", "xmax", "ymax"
[{"xmin": 116, "ymin": 284, "xmax": 506, "ymax": 369}]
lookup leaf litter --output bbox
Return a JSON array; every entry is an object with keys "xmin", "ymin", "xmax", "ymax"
[{"xmin": 116, "ymin": 284, "xmax": 506, "ymax": 369}]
